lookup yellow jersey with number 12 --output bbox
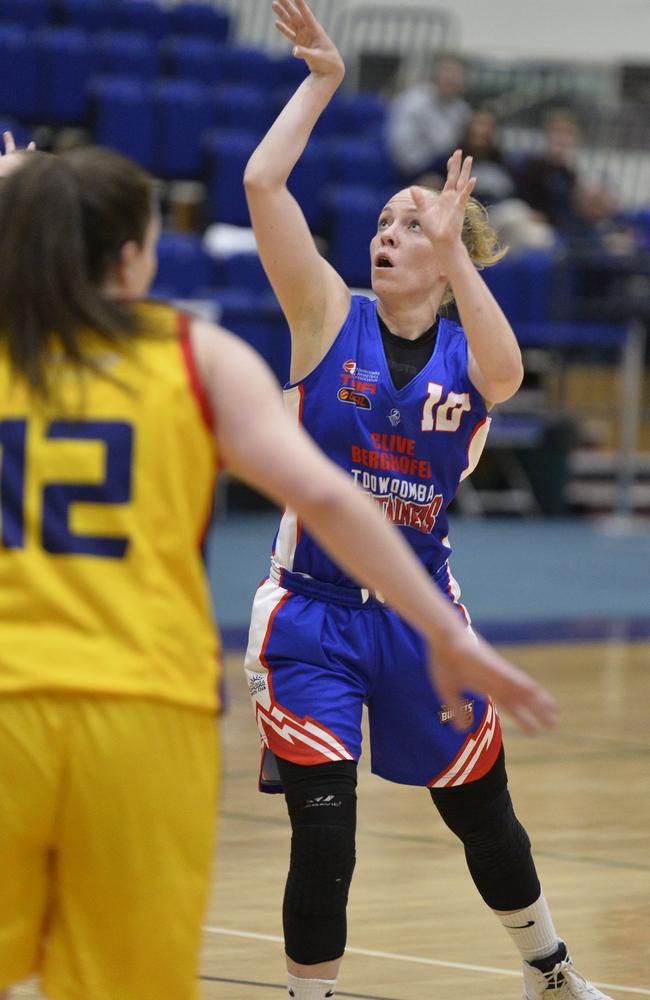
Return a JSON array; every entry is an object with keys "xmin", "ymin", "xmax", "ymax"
[{"xmin": 0, "ymin": 301, "xmax": 221, "ymax": 712}]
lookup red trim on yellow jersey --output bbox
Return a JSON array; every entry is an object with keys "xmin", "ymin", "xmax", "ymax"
[{"xmin": 178, "ymin": 312, "xmax": 215, "ymax": 432}]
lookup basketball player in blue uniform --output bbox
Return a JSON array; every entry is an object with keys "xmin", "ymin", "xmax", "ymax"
[
  {"xmin": 243, "ymin": 3, "xmax": 615, "ymax": 999},
  {"xmin": 0, "ymin": 135, "xmax": 557, "ymax": 1000}
]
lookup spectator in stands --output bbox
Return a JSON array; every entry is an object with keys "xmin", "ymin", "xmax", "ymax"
[
  {"xmin": 516, "ymin": 110, "xmax": 634, "ymax": 255},
  {"xmin": 515, "ymin": 109, "xmax": 581, "ymax": 228},
  {"xmin": 424, "ymin": 109, "xmax": 517, "ymax": 205},
  {"xmin": 386, "ymin": 54, "xmax": 472, "ymax": 183}
]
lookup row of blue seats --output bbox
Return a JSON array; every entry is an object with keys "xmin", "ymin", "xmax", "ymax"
[
  {"xmin": 151, "ymin": 231, "xmax": 569, "ymax": 328},
  {"xmin": 0, "ymin": 0, "xmax": 230, "ymax": 39},
  {"xmin": 0, "ymin": 86, "xmax": 391, "ymax": 188},
  {"xmin": 151, "ymin": 281, "xmax": 630, "ymax": 389},
  {"xmin": 0, "ymin": 25, "xmax": 314, "ymax": 121}
]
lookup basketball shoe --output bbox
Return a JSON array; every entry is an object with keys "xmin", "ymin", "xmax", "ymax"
[{"xmin": 523, "ymin": 941, "xmax": 614, "ymax": 999}]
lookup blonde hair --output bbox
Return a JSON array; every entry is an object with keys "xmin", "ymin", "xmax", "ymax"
[{"xmin": 442, "ymin": 194, "xmax": 507, "ymax": 306}]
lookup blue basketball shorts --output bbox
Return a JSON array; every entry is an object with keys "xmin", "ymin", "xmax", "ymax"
[{"xmin": 244, "ymin": 561, "xmax": 502, "ymax": 793}]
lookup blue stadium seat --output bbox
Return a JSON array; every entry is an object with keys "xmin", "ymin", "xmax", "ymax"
[
  {"xmin": 220, "ymin": 45, "xmax": 279, "ymax": 90},
  {"xmin": 0, "ymin": 0, "xmax": 52, "ymax": 28},
  {"xmin": 152, "ymin": 79, "xmax": 215, "ymax": 179},
  {"xmin": 35, "ymin": 27, "xmax": 94, "ymax": 124},
  {"xmin": 287, "ymin": 137, "xmax": 329, "ymax": 230},
  {"xmin": 114, "ymin": 0, "xmax": 170, "ymax": 40},
  {"xmin": 481, "ymin": 249, "xmax": 557, "ymax": 325},
  {"xmin": 275, "ymin": 52, "xmax": 308, "ymax": 90},
  {"xmin": 0, "ymin": 116, "xmax": 28, "ymax": 147},
  {"xmin": 155, "ymin": 232, "xmax": 216, "ymax": 297},
  {"xmin": 309, "ymin": 93, "xmax": 347, "ymax": 139},
  {"xmin": 60, "ymin": 0, "xmax": 116, "ymax": 32},
  {"xmin": 327, "ymin": 137, "xmax": 395, "ymax": 190},
  {"xmin": 204, "ymin": 129, "xmax": 259, "ymax": 226},
  {"xmin": 0, "ymin": 25, "xmax": 38, "ymax": 118},
  {"xmin": 203, "ymin": 289, "xmax": 290, "ymax": 384},
  {"xmin": 162, "ymin": 35, "xmax": 226, "ymax": 85},
  {"xmin": 219, "ymin": 253, "xmax": 270, "ymax": 293},
  {"xmin": 336, "ymin": 92, "xmax": 387, "ymax": 138},
  {"xmin": 95, "ymin": 31, "xmax": 159, "ymax": 81},
  {"xmin": 213, "ymin": 84, "xmax": 272, "ymax": 133},
  {"xmin": 326, "ymin": 185, "xmax": 383, "ymax": 288},
  {"xmin": 168, "ymin": 2, "xmax": 230, "ymax": 42},
  {"xmin": 90, "ymin": 76, "xmax": 155, "ymax": 170}
]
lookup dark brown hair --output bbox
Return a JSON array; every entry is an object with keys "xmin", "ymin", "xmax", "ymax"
[{"xmin": 0, "ymin": 146, "xmax": 155, "ymax": 397}]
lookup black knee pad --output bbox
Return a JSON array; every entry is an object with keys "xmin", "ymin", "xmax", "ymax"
[
  {"xmin": 276, "ymin": 758, "xmax": 357, "ymax": 965},
  {"xmin": 431, "ymin": 750, "xmax": 540, "ymax": 910}
]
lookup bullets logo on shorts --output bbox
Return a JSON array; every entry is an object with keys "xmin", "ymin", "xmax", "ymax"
[{"xmin": 439, "ymin": 699, "xmax": 475, "ymax": 725}]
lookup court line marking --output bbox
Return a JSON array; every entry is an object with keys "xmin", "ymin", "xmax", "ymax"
[
  {"xmin": 204, "ymin": 926, "xmax": 650, "ymax": 997},
  {"xmin": 199, "ymin": 975, "xmax": 402, "ymax": 999}
]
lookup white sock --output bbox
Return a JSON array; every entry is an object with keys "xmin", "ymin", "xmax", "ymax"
[
  {"xmin": 287, "ymin": 973, "xmax": 337, "ymax": 998},
  {"xmin": 494, "ymin": 892, "xmax": 560, "ymax": 961}
]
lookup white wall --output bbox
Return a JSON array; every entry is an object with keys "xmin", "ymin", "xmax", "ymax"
[{"xmin": 343, "ymin": 0, "xmax": 650, "ymax": 64}]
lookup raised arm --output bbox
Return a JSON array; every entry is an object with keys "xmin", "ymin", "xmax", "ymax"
[
  {"xmin": 243, "ymin": 0, "xmax": 350, "ymax": 381},
  {"xmin": 411, "ymin": 151, "xmax": 524, "ymax": 404},
  {"xmin": 191, "ymin": 317, "xmax": 557, "ymax": 735}
]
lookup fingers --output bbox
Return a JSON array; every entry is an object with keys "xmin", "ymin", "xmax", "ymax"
[
  {"xmin": 2, "ymin": 131, "xmax": 16, "ymax": 154},
  {"xmin": 272, "ymin": 0, "xmax": 300, "ymax": 35},
  {"xmin": 294, "ymin": 0, "xmax": 319, "ymax": 29},
  {"xmin": 274, "ymin": 17, "xmax": 296, "ymax": 42},
  {"xmin": 409, "ymin": 185, "xmax": 426, "ymax": 211},
  {"xmin": 444, "ymin": 149, "xmax": 462, "ymax": 189},
  {"xmin": 458, "ymin": 153, "xmax": 473, "ymax": 189},
  {"xmin": 444, "ymin": 149, "xmax": 475, "ymax": 197}
]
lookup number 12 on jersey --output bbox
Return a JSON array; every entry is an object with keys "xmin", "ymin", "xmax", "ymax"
[{"xmin": 0, "ymin": 418, "xmax": 133, "ymax": 557}]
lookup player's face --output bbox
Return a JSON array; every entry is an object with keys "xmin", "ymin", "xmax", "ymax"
[{"xmin": 370, "ymin": 190, "xmax": 446, "ymax": 300}]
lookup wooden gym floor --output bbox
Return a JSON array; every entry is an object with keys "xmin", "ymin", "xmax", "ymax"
[{"xmin": 11, "ymin": 641, "xmax": 650, "ymax": 1000}]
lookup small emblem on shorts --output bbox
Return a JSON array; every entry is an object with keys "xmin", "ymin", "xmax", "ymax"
[
  {"xmin": 248, "ymin": 673, "xmax": 267, "ymax": 697},
  {"xmin": 439, "ymin": 699, "xmax": 474, "ymax": 725},
  {"xmin": 388, "ymin": 407, "xmax": 401, "ymax": 426}
]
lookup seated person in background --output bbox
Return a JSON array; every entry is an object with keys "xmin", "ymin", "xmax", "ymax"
[
  {"xmin": 425, "ymin": 109, "xmax": 517, "ymax": 205},
  {"xmin": 516, "ymin": 111, "xmax": 633, "ymax": 255},
  {"xmin": 386, "ymin": 54, "xmax": 472, "ymax": 183},
  {"xmin": 515, "ymin": 109, "xmax": 581, "ymax": 227}
]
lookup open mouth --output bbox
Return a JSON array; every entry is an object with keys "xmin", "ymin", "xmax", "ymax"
[{"xmin": 375, "ymin": 254, "xmax": 394, "ymax": 269}]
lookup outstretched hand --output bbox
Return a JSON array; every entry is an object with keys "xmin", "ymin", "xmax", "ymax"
[
  {"xmin": 410, "ymin": 149, "xmax": 476, "ymax": 257},
  {"xmin": 0, "ymin": 130, "xmax": 36, "ymax": 180},
  {"xmin": 429, "ymin": 626, "xmax": 558, "ymax": 736},
  {"xmin": 272, "ymin": 0, "xmax": 345, "ymax": 79}
]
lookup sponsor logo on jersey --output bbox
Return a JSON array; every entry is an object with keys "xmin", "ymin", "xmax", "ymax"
[
  {"xmin": 439, "ymin": 699, "xmax": 475, "ymax": 725},
  {"xmin": 338, "ymin": 386, "xmax": 372, "ymax": 409},
  {"xmin": 341, "ymin": 359, "xmax": 380, "ymax": 384},
  {"xmin": 388, "ymin": 408, "xmax": 401, "ymax": 426}
]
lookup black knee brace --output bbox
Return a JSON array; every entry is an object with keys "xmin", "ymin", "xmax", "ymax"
[
  {"xmin": 276, "ymin": 757, "xmax": 357, "ymax": 966},
  {"xmin": 430, "ymin": 748, "xmax": 540, "ymax": 911}
]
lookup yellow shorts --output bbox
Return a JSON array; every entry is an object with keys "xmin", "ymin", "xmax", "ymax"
[{"xmin": 0, "ymin": 694, "xmax": 219, "ymax": 1000}]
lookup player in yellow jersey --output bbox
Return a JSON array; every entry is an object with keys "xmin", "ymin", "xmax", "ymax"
[{"xmin": 0, "ymin": 138, "xmax": 556, "ymax": 1000}]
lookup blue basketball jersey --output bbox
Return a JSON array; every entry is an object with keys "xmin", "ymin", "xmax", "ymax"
[{"xmin": 274, "ymin": 294, "xmax": 490, "ymax": 585}]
